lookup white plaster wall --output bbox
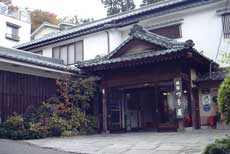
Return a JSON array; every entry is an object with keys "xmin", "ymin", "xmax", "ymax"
[
  {"xmin": 178, "ymin": 4, "xmax": 224, "ymax": 61},
  {"xmin": 139, "ymin": 1, "xmax": 226, "ymax": 61},
  {"xmin": 84, "ymin": 30, "xmax": 122, "ymax": 60},
  {"xmin": 0, "ymin": 14, "xmax": 31, "ymax": 48},
  {"xmin": 109, "ymin": 29, "xmax": 123, "ymax": 52},
  {"xmin": 84, "ymin": 32, "xmax": 108, "ymax": 60},
  {"xmin": 34, "ymin": 27, "xmax": 60, "ymax": 40},
  {"xmin": 36, "ymin": 1, "xmax": 228, "ymax": 63},
  {"xmin": 42, "ymin": 48, "xmax": 53, "ymax": 57}
]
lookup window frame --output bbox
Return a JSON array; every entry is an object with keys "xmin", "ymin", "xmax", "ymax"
[
  {"xmin": 52, "ymin": 41, "xmax": 84, "ymax": 65},
  {"xmin": 5, "ymin": 22, "xmax": 20, "ymax": 42},
  {"xmin": 149, "ymin": 24, "xmax": 182, "ymax": 39},
  {"xmin": 222, "ymin": 13, "xmax": 230, "ymax": 39}
]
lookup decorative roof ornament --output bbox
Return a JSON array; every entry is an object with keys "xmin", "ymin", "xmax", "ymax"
[
  {"xmin": 185, "ymin": 40, "xmax": 195, "ymax": 48},
  {"xmin": 129, "ymin": 24, "xmax": 146, "ymax": 36}
]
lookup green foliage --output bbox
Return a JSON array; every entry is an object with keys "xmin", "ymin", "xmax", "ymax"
[
  {"xmin": 101, "ymin": 0, "xmax": 136, "ymax": 16},
  {"xmin": 0, "ymin": 77, "xmax": 98, "ymax": 140},
  {"xmin": 4, "ymin": 115, "xmax": 24, "ymax": 130},
  {"xmin": 60, "ymin": 15, "xmax": 94, "ymax": 25},
  {"xmin": 0, "ymin": 115, "xmax": 43, "ymax": 140},
  {"xmin": 218, "ymin": 74, "xmax": 230, "ymax": 124},
  {"xmin": 220, "ymin": 52, "xmax": 230, "ymax": 66},
  {"xmin": 140, "ymin": 0, "xmax": 164, "ymax": 7},
  {"xmin": 203, "ymin": 136, "xmax": 230, "ymax": 154}
]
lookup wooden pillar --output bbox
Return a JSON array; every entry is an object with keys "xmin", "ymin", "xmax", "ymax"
[
  {"xmin": 189, "ymin": 69, "xmax": 200, "ymax": 129},
  {"xmin": 191, "ymin": 87, "xmax": 200, "ymax": 129},
  {"xmin": 102, "ymin": 88, "xmax": 109, "ymax": 133}
]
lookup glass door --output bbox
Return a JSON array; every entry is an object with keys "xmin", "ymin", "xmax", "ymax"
[
  {"xmin": 107, "ymin": 89, "xmax": 123, "ymax": 132},
  {"xmin": 158, "ymin": 82, "xmax": 178, "ymax": 131}
]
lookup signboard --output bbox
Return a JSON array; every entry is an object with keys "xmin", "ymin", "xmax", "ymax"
[
  {"xmin": 201, "ymin": 88, "xmax": 210, "ymax": 94},
  {"xmin": 203, "ymin": 104, "xmax": 211, "ymax": 112},
  {"xmin": 174, "ymin": 77, "xmax": 184, "ymax": 119},
  {"xmin": 202, "ymin": 95, "xmax": 211, "ymax": 112}
]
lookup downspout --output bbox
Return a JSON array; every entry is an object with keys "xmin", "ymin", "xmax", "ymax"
[{"xmin": 105, "ymin": 30, "xmax": 110, "ymax": 53}]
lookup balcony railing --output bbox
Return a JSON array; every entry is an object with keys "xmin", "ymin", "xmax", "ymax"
[{"xmin": 5, "ymin": 33, "xmax": 20, "ymax": 42}]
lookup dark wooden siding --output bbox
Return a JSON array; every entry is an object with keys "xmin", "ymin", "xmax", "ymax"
[{"xmin": 0, "ymin": 70, "xmax": 56, "ymax": 121}]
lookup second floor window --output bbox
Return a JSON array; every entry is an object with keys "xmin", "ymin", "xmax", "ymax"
[
  {"xmin": 150, "ymin": 24, "xmax": 182, "ymax": 39},
  {"xmin": 5, "ymin": 22, "xmax": 20, "ymax": 41},
  {"xmin": 222, "ymin": 14, "xmax": 230, "ymax": 39},
  {"xmin": 52, "ymin": 41, "xmax": 83, "ymax": 65}
]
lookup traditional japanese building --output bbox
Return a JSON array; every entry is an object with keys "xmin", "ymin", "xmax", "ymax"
[{"xmin": 78, "ymin": 25, "xmax": 221, "ymax": 132}]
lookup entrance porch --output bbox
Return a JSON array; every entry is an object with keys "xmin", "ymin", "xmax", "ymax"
[
  {"xmin": 104, "ymin": 72, "xmax": 192, "ymax": 133},
  {"xmin": 78, "ymin": 25, "xmax": 218, "ymax": 133}
]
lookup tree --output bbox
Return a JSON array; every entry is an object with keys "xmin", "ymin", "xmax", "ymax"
[
  {"xmin": 218, "ymin": 74, "xmax": 230, "ymax": 124},
  {"xmin": 30, "ymin": 9, "xmax": 60, "ymax": 32},
  {"xmin": 140, "ymin": 0, "xmax": 164, "ymax": 7},
  {"xmin": 60, "ymin": 15, "xmax": 94, "ymax": 25},
  {"xmin": 217, "ymin": 51, "xmax": 230, "ymax": 125},
  {"xmin": 101, "ymin": 0, "xmax": 136, "ymax": 16}
]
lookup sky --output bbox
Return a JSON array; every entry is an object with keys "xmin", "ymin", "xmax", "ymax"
[{"xmin": 12, "ymin": 0, "xmax": 143, "ymax": 20}]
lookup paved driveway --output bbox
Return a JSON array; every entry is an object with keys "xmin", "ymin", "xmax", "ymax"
[
  {"xmin": 0, "ymin": 139, "xmax": 74, "ymax": 154},
  {"xmin": 24, "ymin": 129, "xmax": 230, "ymax": 154}
]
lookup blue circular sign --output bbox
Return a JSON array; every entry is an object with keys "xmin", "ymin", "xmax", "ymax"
[{"xmin": 203, "ymin": 104, "xmax": 211, "ymax": 112}]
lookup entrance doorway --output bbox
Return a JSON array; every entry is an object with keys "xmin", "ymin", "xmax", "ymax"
[
  {"xmin": 125, "ymin": 87, "xmax": 157, "ymax": 131},
  {"xmin": 158, "ymin": 83, "xmax": 178, "ymax": 131},
  {"xmin": 106, "ymin": 82, "xmax": 179, "ymax": 132}
]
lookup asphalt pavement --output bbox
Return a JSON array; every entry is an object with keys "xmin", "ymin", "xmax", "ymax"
[{"xmin": 0, "ymin": 139, "xmax": 77, "ymax": 154}]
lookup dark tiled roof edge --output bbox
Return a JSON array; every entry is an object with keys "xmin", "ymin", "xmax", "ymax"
[
  {"xmin": 15, "ymin": 0, "xmax": 221, "ymax": 50},
  {"xmin": 0, "ymin": 46, "xmax": 79, "ymax": 73}
]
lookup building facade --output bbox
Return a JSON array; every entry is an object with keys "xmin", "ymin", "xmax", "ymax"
[
  {"xmin": 0, "ymin": 3, "xmax": 31, "ymax": 48},
  {"xmin": 79, "ymin": 25, "xmax": 221, "ymax": 132},
  {"xmin": 6, "ymin": 0, "xmax": 229, "ymax": 131},
  {"xmin": 16, "ymin": 0, "xmax": 230, "ymax": 63}
]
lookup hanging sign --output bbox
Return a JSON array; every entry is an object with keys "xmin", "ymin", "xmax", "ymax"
[
  {"xmin": 202, "ymin": 95, "xmax": 211, "ymax": 105},
  {"xmin": 202, "ymin": 95, "xmax": 211, "ymax": 112},
  {"xmin": 174, "ymin": 77, "xmax": 184, "ymax": 119}
]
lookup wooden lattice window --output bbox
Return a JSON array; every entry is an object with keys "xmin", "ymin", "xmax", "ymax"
[
  {"xmin": 222, "ymin": 14, "xmax": 230, "ymax": 39},
  {"xmin": 150, "ymin": 24, "xmax": 182, "ymax": 39}
]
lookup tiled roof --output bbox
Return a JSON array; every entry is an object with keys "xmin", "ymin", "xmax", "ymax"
[
  {"xmin": 81, "ymin": 48, "xmax": 185, "ymax": 68},
  {"xmin": 106, "ymin": 24, "xmax": 189, "ymax": 59},
  {"xmin": 195, "ymin": 68, "xmax": 228, "ymax": 82},
  {"xmin": 0, "ymin": 46, "xmax": 79, "ymax": 73},
  {"xmin": 77, "ymin": 25, "xmax": 197, "ymax": 69},
  {"xmin": 15, "ymin": 0, "xmax": 221, "ymax": 50}
]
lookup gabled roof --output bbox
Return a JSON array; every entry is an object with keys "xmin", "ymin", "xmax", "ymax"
[
  {"xmin": 77, "ymin": 25, "xmax": 214, "ymax": 70},
  {"xmin": 15, "ymin": 0, "xmax": 221, "ymax": 50},
  {"xmin": 0, "ymin": 46, "xmax": 79, "ymax": 73},
  {"xmin": 106, "ymin": 24, "xmax": 187, "ymax": 59},
  {"xmin": 31, "ymin": 22, "xmax": 60, "ymax": 38}
]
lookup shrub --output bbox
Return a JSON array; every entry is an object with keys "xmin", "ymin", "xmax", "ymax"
[
  {"xmin": 0, "ymin": 77, "xmax": 98, "ymax": 140},
  {"xmin": 203, "ymin": 136, "xmax": 230, "ymax": 154},
  {"xmin": 29, "ymin": 123, "xmax": 49, "ymax": 138},
  {"xmin": 61, "ymin": 130, "xmax": 77, "ymax": 136},
  {"xmin": 218, "ymin": 74, "xmax": 230, "ymax": 124},
  {"xmin": 4, "ymin": 115, "xmax": 25, "ymax": 130}
]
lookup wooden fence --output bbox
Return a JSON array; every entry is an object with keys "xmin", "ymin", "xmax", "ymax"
[{"xmin": 0, "ymin": 70, "xmax": 56, "ymax": 121}]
